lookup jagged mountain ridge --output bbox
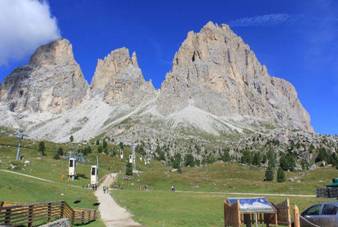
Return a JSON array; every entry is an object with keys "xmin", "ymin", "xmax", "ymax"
[{"xmin": 0, "ymin": 21, "xmax": 312, "ymax": 146}]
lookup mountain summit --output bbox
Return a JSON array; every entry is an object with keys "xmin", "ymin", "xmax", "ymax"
[
  {"xmin": 0, "ymin": 39, "xmax": 88, "ymax": 114},
  {"xmin": 91, "ymin": 48, "xmax": 155, "ymax": 107},
  {"xmin": 157, "ymin": 21, "xmax": 312, "ymax": 132}
]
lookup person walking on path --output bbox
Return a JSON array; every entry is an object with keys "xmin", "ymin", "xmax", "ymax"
[{"xmin": 94, "ymin": 173, "xmax": 141, "ymax": 227}]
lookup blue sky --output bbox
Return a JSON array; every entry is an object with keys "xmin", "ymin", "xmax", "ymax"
[{"xmin": 0, "ymin": 0, "xmax": 338, "ymax": 135}]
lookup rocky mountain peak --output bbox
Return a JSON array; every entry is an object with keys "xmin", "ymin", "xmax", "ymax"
[
  {"xmin": 158, "ymin": 21, "xmax": 312, "ymax": 132},
  {"xmin": 91, "ymin": 48, "xmax": 155, "ymax": 107},
  {"xmin": 0, "ymin": 38, "xmax": 88, "ymax": 113},
  {"xmin": 29, "ymin": 38, "xmax": 76, "ymax": 66}
]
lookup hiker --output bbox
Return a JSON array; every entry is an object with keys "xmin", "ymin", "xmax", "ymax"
[
  {"xmin": 103, "ymin": 186, "xmax": 106, "ymax": 193},
  {"xmin": 171, "ymin": 185, "xmax": 176, "ymax": 192}
]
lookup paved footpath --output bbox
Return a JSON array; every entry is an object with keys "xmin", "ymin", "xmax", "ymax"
[{"xmin": 95, "ymin": 173, "xmax": 141, "ymax": 227}]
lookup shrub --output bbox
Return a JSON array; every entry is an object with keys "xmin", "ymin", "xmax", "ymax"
[
  {"xmin": 53, "ymin": 147, "xmax": 64, "ymax": 159},
  {"xmin": 184, "ymin": 154, "xmax": 195, "ymax": 167},
  {"xmin": 280, "ymin": 153, "xmax": 296, "ymax": 171},
  {"xmin": 252, "ymin": 152, "xmax": 262, "ymax": 166},
  {"xmin": 126, "ymin": 162, "xmax": 133, "ymax": 176},
  {"xmin": 265, "ymin": 165, "xmax": 274, "ymax": 181},
  {"xmin": 136, "ymin": 143, "xmax": 146, "ymax": 156},
  {"xmin": 155, "ymin": 145, "xmax": 165, "ymax": 161},
  {"xmin": 97, "ymin": 145, "xmax": 103, "ymax": 153},
  {"xmin": 38, "ymin": 141, "xmax": 46, "ymax": 156},
  {"xmin": 172, "ymin": 153, "xmax": 181, "ymax": 170},
  {"xmin": 267, "ymin": 150, "xmax": 277, "ymax": 167},
  {"xmin": 277, "ymin": 167, "xmax": 286, "ymax": 182},
  {"xmin": 220, "ymin": 148, "xmax": 231, "ymax": 162},
  {"xmin": 315, "ymin": 147, "xmax": 332, "ymax": 164},
  {"xmin": 240, "ymin": 149, "xmax": 252, "ymax": 164}
]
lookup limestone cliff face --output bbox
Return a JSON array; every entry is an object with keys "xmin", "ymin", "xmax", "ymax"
[
  {"xmin": 91, "ymin": 48, "xmax": 155, "ymax": 107},
  {"xmin": 0, "ymin": 39, "xmax": 88, "ymax": 113},
  {"xmin": 157, "ymin": 22, "xmax": 312, "ymax": 132}
]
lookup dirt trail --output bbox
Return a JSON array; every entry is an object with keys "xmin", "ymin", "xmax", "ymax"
[{"xmin": 95, "ymin": 173, "xmax": 141, "ymax": 227}]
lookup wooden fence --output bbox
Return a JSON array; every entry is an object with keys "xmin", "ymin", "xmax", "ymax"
[
  {"xmin": 274, "ymin": 199, "xmax": 291, "ymax": 226},
  {"xmin": 0, "ymin": 201, "xmax": 96, "ymax": 226}
]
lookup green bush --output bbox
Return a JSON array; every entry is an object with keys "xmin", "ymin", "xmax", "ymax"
[
  {"xmin": 265, "ymin": 165, "xmax": 274, "ymax": 181},
  {"xmin": 252, "ymin": 152, "xmax": 262, "ymax": 166},
  {"xmin": 172, "ymin": 153, "xmax": 181, "ymax": 170},
  {"xmin": 240, "ymin": 149, "xmax": 252, "ymax": 164},
  {"xmin": 126, "ymin": 162, "xmax": 133, "ymax": 176},
  {"xmin": 277, "ymin": 167, "xmax": 286, "ymax": 183},
  {"xmin": 280, "ymin": 153, "xmax": 296, "ymax": 171},
  {"xmin": 53, "ymin": 147, "xmax": 64, "ymax": 160},
  {"xmin": 184, "ymin": 154, "xmax": 195, "ymax": 167},
  {"xmin": 220, "ymin": 148, "xmax": 231, "ymax": 162},
  {"xmin": 38, "ymin": 141, "xmax": 46, "ymax": 156}
]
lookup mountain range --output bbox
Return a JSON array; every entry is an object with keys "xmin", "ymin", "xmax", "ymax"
[{"xmin": 0, "ymin": 22, "xmax": 313, "ymax": 152}]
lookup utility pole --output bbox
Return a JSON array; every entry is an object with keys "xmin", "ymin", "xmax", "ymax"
[
  {"xmin": 15, "ymin": 129, "xmax": 26, "ymax": 161},
  {"xmin": 132, "ymin": 144, "xmax": 137, "ymax": 172}
]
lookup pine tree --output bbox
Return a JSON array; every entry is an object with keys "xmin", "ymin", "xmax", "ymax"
[
  {"xmin": 265, "ymin": 165, "xmax": 274, "ymax": 181},
  {"xmin": 172, "ymin": 153, "xmax": 181, "ymax": 169},
  {"xmin": 277, "ymin": 167, "xmax": 286, "ymax": 182},
  {"xmin": 241, "ymin": 149, "xmax": 252, "ymax": 164},
  {"xmin": 69, "ymin": 135, "xmax": 74, "ymax": 143},
  {"xmin": 97, "ymin": 145, "xmax": 103, "ymax": 153},
  {"xmin": 267, "ymin": 149, "xmax": 277, "ymax": 167},
  {"xmin": 252, "ymin": 152, "xmax": 262, "ymax": 166},
  {"xmin": 38, "ymin": 141, "xmax": 46, "ymax": 156},
  {"xmin": 184, "ymin": 154, "xmax": 195, "ymax": 167},
  {"xmin": 280, "ymin": 153, "xmax": 296, "ymax": 171},
  {"xmin": 102, "ymin": 140, "xmax": 108, "ymax": 153},
  {"xmin": 53, "ymin": 147, "xmax": 64, "ymax": 160},
  {"xmin": 126, "ymin": 162, "xmax": 133, "ymax": 176},
  {"xmin": 220, "ymin": 148, "xmax": 231, "ymax": 162}
]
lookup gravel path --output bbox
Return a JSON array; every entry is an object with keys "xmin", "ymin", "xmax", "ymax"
[{"xmin": 95, "ymin": 173, "xmax": 141, "ymax": 227}]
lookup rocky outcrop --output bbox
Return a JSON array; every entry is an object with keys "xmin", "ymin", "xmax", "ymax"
[
  {"xmin": 157, "ymin": 21, "xmax": 312, "ymax": 132},
  {"xmin": 0, "ymin": 39, "xmax": 88, "ymax": 113},
  {"xmin": 91, "ymin": 48, "xmax": 156, "ymax": 107}
]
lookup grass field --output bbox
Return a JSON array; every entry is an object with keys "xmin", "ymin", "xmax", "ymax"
[
  {"xmin": 112, "ymin": 160, "xmax": 337, "ymax": 226},
  {"xmin": 112, "ymin": 190, "xmax": 331, "ymax": 227}
]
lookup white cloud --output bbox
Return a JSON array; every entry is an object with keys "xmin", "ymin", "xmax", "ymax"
[
  {"xmin": 229, "ymin": 14, "xmax": 290, "ymax": 27},
  {"xmin": 0, "ymin": 0, "xmax": 60, "ymax": 65}
]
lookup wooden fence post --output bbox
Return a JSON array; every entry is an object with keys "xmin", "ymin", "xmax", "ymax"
[
  {"xmin": 81, "ymin": 210, "xmax": 85, "ymax": 224},
  {"xmin": 47, "ymin": 202, "xmax": 52, "ymax": 221},
  {"xmin": 4, "ymin": 208, "xmax": 11, "ymax": 225},
  {"xmin": 236, "ymin": 200, "xmax": 241, "ymax": 227},
  {"xmin": 71, "ymin": 209, "xmax": 75, "ymax": 224},
  {"xmin": 294, "ymin": 205, "xmax": 300, "ymax": 227},
  {"xmin": 60, "ymin": 201, "xmax": 65, "ymax": 218},
  {"xmin": 28, "ymin": 205, "xmax": 34, "ymax": 227}
]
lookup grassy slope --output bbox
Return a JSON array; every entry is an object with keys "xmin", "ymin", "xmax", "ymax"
[
  {"xmin": 112, "ymin": 161, "xmax": 337, "ymax": 227},
  {"xmin": 0, "ymin": 136, "xmax": 119, "ymax": 226},
  {"xmin": 115, "ymin": 161, "xmax": 338, "ymax": 194}
]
